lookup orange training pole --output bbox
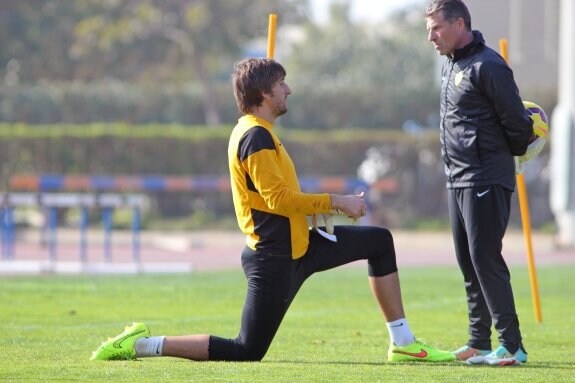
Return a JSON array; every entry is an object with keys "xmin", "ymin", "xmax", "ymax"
[
  {"xmin": 499, "ymin": 38, "xmax": 542, "ymax": 323},
  {"xmin": 267, "ymin": 14, "xmax": 277, "ymax": 59}
]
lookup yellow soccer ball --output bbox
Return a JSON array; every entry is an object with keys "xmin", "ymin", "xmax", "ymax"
[
  {"xmin": 519, "ymin": 101, "xmax": 549, "ymax": 163},
  {"xmin": 523, "ymin": 100, "xmax": 549, "ymax": 139}
]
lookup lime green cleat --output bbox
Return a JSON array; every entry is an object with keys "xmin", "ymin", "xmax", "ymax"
[
  {"xmin": 388, "ymin": 339, "xmax": 456, "ymax": 362},
  {"xmin": 90, "ymin": 322, "xmax": 150, "ymax": 361}
]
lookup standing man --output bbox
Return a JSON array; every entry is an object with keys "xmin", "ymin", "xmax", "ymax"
[
  {"xmin": 90, "ymin": 57, "xmax": 455, "ymax": 363},
  {"xmin": 425, "ymin": 0, "xmax": 533, "ymax": 366}
]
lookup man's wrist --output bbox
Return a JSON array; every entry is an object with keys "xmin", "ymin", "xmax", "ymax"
[{"xmin": 329, "ymin": 194, "xmax": 338, "ymax": 210}]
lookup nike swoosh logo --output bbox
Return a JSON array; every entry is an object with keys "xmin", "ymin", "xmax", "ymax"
[
  {"xmin": 390, "ymin": 323, "xmax": 404, "ymax": 328},
  {"xmin": 393, "ymin": 349, "xmax": 428, "ymax": 358},
  {"xmin": 112, "ymin": 330, "xmax": 146, "ymax": 349},
  {"xmin": 498, "ymin": 360, "xmax": 519, "ymax": 366},
  {"xmin": 156, "ymin": 344, "xmax": 161, "ymax": 355},
  {"xmin": 476, "ymin": 190, "xmax": 490, "ymax": 197}
]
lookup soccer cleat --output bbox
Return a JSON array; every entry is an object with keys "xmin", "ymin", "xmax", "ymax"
[
  {"xmin": 453, "ymin": 345, "xmax": 491, "ymax": 361},
  {"xmin": 388, "ymin": 339, "xmax": 457, "ymax": 362},
  {"xmin": 90, "ymin": 322, "xmax": 150, "ymax": 361},
  {"xmin": 466, "ymin": 344, "xmax": 527, "ymax": 366}
]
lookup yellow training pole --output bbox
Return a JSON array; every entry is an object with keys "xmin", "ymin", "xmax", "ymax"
[
  {"xmin": 267, "ymin": 14, "xmax": 277, "ymax": 59},
  {"xmin": 499, "ymin": 38, "xmax": 542, "ymax": 323}
]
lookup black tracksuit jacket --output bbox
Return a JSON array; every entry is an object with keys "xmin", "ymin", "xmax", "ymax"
[{"xmin": 439, "ymin": 31, "xmax": 533, "ymax": 191}]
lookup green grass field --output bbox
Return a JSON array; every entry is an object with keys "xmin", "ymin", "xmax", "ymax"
[{"xmin": 1, "ymin": 265, "xmax": 574, "ymax": 382}]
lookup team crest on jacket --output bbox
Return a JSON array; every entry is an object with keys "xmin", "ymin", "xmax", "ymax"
[{"xmin": 454, "ymin": 71, "xmax": 464, "ymax": 87}]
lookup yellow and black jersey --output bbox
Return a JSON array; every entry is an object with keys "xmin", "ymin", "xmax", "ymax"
[{"xmin": 228, "ymin": 115, "xmax": 332, "ymax": 259}]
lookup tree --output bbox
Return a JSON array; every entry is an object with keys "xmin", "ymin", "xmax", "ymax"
[
  {"xmin": 283, "ymin": 2, "xmax": 439, "ymax": 129},
  {"xmin": 0, "ymin": 0, "xmax": 307, "ymax": 125},
  {"xmin": 0, "ymin": 0, "xmax": 441, "ymax": 129},
  {"xmin": 71, "ymin": 0, "xmax": 308, "ymax": 125}
]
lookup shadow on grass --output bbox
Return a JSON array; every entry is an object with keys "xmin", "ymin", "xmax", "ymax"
[
  {"xmin": 264, "ymin": 360, "xmax": 575, "ymax": 370},
  {"xmin": 462, "ymin": 362, "xmax": 575, "ymax": 370},
  {"xmin": 263, "ymin": 359, "xmax": 458, "ymax": 367}
]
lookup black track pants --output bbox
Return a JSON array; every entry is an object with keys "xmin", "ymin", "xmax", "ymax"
[
  {"xmin": 208, "ymin": 225, "xmax": 398, "ymax": 361},
  {"xmin": 448, "ymin": 185, "xmax": 524, "ymax": 353}
]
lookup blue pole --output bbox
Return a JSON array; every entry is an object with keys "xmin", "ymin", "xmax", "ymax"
[
  {"xmin": 6, "ymin": 208, "xmax": 14, "ymax": 259},
  {"xmin": 132, "ymin": 207, "xmax": 141, "ymax": 265},
  {"xmin": 102, "ymin": 207, "xmax": 113, "ymax": 262},
  {"xmin": 80, "ymin": 207, "xmax": 89, "ymax": 264},
  {"xmin": 48, "ymin": 207, "xmax": 58, "ymax": 262},
  {"xmin": 40, "ymin": 207, "xmax": 48, "ymax": 250},
  {"xmin": 1, "ymin": 207, "xmax": 6, "ymax": 260}
]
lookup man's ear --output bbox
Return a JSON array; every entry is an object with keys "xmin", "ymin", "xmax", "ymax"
[{"xmin": 456, "ymin": 17, "xmax": 466, "ymax": 31}]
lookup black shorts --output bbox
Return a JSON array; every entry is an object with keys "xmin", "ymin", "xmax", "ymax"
[{"xmin": 208, "ymin": 225, "xmax": 397, "ymax": 361}]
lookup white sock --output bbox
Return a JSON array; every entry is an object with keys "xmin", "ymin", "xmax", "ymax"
[
  {"xmin": 386, "ymin": 318, "xmax": 415, "ymax": 346},
  {"xmin": 134, "ymin": 336, "xmax": 166, "ymax": 357}
]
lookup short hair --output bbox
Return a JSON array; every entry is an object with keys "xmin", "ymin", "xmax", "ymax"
[
  {"xmin": 425, "ymin": 0, "xmax": 472, "ymax": 30},
  {"xmin": 232, "ymin": 58, "xmax": 287, "ymax": 115}
]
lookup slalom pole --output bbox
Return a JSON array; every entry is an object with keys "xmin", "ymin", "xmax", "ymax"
[
  {"xmin": 499, "ymin": 38, "xmax": 542, "ymax": 323},
  {"xmin": 267, "ymin": 13, "xmax": 277, "ymax": 59}
]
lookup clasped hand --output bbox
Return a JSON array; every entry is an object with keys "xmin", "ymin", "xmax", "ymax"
[{"xmin": 312, "ymin": 192, "xmax": 366, "ymax": 234}]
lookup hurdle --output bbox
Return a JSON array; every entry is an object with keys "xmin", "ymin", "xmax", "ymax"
[
  {"xmin": 1, "ymin": 174, "xmax": 371, "ymax": 274},
  {"xmin": 0, "ymin": 191, "xmax": 193, "ymax": 274}
]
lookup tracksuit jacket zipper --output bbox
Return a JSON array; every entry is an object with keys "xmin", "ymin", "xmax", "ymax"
[{"xmin": 441, "ymin": 60, "xmax": 456, "ymax": 185}]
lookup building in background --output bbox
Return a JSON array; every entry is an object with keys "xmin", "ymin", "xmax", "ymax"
[
  {"xmin": 465, "ymin": 0, "xmax": 559, "ymax": 96},
  {"xmin": 466, "ymin": 0, "xmax": 574, "ymax": 248}
]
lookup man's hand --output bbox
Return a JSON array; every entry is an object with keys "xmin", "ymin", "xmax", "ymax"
[
  {"xmin": 329, "ymin": 192, "xmax": 367, "ymax": 220},
  {"xmin": 311, "ymin": 192, "xmax": 367, "ymax": 235}
]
